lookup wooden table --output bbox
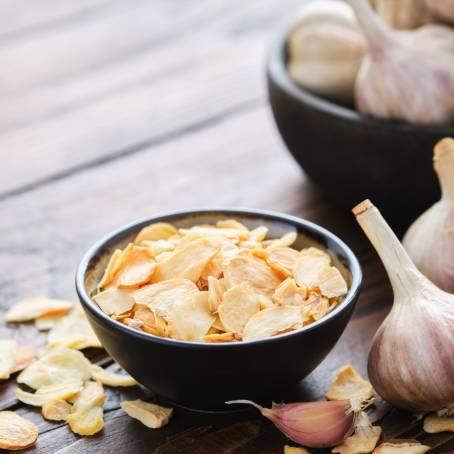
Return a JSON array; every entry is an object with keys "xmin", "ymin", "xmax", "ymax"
[{"xmin": 0, "ymin": 1, "xmax": 452, "ymax": 452}]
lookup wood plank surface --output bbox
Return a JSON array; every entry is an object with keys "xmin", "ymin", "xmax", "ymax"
[{"xmin": 0, "ymin": 0, "xmax": 452, "ymax": 452}]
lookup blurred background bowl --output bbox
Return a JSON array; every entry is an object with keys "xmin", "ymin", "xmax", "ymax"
[
  {"xmin": 77, "ymin": 208, "xmax": 361, "ymax": 411},
  {"xmin": 267, "ymin": 28, "xmax": 454, "ymax": 231}
]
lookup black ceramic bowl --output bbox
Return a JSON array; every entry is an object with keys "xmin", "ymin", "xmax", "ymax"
[
  {"xmin": 267, "ymin": 29, "xmax": 454, "ymax": 231},
  {"xmin": 76, "ymin": 208, "xmax": 361, "ymax": 410}
]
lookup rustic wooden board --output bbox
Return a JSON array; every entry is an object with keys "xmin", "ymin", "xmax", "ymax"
[{"xmin": 0, "ymin": 0, "xmax": 452, "ymax": 452}]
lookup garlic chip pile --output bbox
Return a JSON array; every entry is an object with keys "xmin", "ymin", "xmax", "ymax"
[{"xmin": 94, "ymin": 220, "xmax": 349, "ymax": 342}]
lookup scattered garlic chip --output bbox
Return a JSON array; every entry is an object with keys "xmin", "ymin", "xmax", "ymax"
[
  {"xmin": 267, "ymin": 247, "xmax": 301, "ymax": 276},
  {"xmin": 47, "ymin": 311, "xmax": 101, "ymax": 350},
  {"xmin": 284, "ymin": 446, "xmax": 310, "ymax": 454},
  {"xmin": 91, "ymin": 365, "xmax": 138, "ymax": 387},
  {"xmin": 134, "ymin": 222, "xmax": 178, "ymax": 244},
  {"xmin": 98, "ymin": 249, "xmax": 123, "ymax": 289},
  {"xmin": 67, "ymin": 381, "xmax": 105, "ymax": 436},
  {"xmin": 0, "ymin": 340, "xmax": 16, "ymax": 379},
  {"xmin": 35, "ymin": 314, "xmax": 65, "ymax": 331},
  {"xmin": 0, "ymin": 411, "xmax": 38, "ymax": 450},
  {"xmin": 153, "ymin": 238, "xmax": 219, "ymax": 283},
  {"xmin": 223, "ymin": 256, "xmax": 281, "ymax": 297},
  {"xmin": 115, "ymin": 245, "xmax": 156, "ymax": 289},
  {"xmin": 318, "ymin": 266, "xmax": 348, "ymax": 298},
  {"xmin": 332, "ymin": 426, "xmax": 381, "ymax": 454},
  {"xmin": 272, "ymin": 278, "xmax": 307, "ymax": 306},
  {"xmin": 132, "ymin": 278, "xmax": 199, "ymax": 317},
  {"xmin": 121, "ymin": 399, "xmax": 172, "ymax": 429},
  {"xmin": 423, "ymin": 413, "xmax": 454, "ymax": 433},
  {"xmin": 243, "ymin": 306, "xmax": 303, "ymax": 341},
  {"xmin": 207, "ymin": 276, "xmax": 224, "ymax": 312},
  {"xmin": 202, "ymin": 332, "xmax": 236, "ymax": 342},
  {"xmin": 16, "ymin": 380, "xmax": 83, "ymax": 406},
  {"xmin": 11, "ymin": 346, "xmax": 36, "ymax": 374},
  {"xmin": 18, "ymin": 347, "xmax": 92, "ymax": 390},
  {"xmin": 5, "ymin": 297, "xmax": 73, "ymax": 322},
  {"xmin": 372, "ymin": 441, "xmax": 430, "ymax": 454},
  {"xmin": 294, "ymin": 253, "xmax": 330, "ymax": 288},
  {"xmin": 218, "ymin": 283, "xmax": 262, "ymax": 335},
  {"xmin": 93, "ymin": 288, "xmax": 135, "ymax": 316},
  {"xmin": 167, "ymin": 292, "xmax": 215, "ymax": 341},
  {"xmin": 326, "ymin": 365, "xmax": 374, "ymax": 402},
  {"xmin": 42, "ymin": 399, "xmax": 72, "ymax": 421}
]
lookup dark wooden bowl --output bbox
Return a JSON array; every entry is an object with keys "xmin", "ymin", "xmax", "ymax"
[
  {"xmin": 76, "ymin": 208, "xmax": 361, "ymax": 411},
  {"xmin": 267, "ymin": 29, "xmax": 454, "ymax": 231}
]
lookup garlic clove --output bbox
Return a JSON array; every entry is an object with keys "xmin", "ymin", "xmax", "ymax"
[
  {"xmin": 348, "ymin": 0, "xmax": 454, "ymax": 125},
  {"xmin": 403, "ymin": 138, "xmax": 454, "ymax": 292},
  {"xmin": 353, "ymin": 200, "xmax": 454, "ymax": 412},
  {"xmin": 226, "ymin": 399, "xmax": 355, "ymax": 448}
]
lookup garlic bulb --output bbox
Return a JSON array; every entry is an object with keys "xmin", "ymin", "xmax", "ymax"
[
  {"xmin": 353, "ymin": 199, "xmax": 454, "ymax": 412},
  {"xmin": 420, "ymin": 0, "xmax": 454, "ymax": 24},
  {"xmin": 348, "ymin": 0, "xmax": 454, "ymax": 125},
  {"xmin": 287, "ymin": 0, "xmax": 366, "ymax": 104},
  {"xmin": 403, "ymin": 138, "xmax": 454, "ymax": 292},
  {"xmin": 371, "ymin": 0, "xmax": 427, "ymax": 29}
]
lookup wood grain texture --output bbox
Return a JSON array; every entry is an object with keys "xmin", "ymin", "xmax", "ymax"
[{"xmin": 0, "ymin": 0, "xmax": 452, "ymax": 452}]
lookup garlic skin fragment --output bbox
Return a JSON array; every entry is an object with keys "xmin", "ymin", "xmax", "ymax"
[
  {"xmin": 287, "ymin": 0, "xmax": 366, "ymax": 104},
  {"xmin": 353, "ymin": 200, "xmax": 454, "ymax": 412},
  {"xmin": 403, "ymin": 138, "xmax": 454, "ymax": 292},
  {"xmin": 349, "ymin": 0, "xmax": 454, "ymax": 125}
]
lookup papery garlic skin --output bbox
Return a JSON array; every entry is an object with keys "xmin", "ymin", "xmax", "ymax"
[
  {"xmin": 349, "ymin": 0, "xmax": 454, "ymax": 125},
  {"xmin": 371, "ymin": 0, "xmax": 427, "ymax": 29},
  {"xmin": 287, "ymin": 0, "xmax": 366, "ymax": 104},
  {"xmin": 404, "ymin": 138, "xmax": 454, "ymax": 292},
  {"xmin": 354, "ymin": 200, "xmax": 454, "ymax": 412}
]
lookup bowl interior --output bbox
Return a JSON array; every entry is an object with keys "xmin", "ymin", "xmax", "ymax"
[{"xmin": 79, "ymin": 208, "xmax": 361, "ymax": 345}]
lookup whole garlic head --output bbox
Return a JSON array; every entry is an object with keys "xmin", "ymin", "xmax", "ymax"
[
  {"xmin": 349, "ymin": 0, "xmax": 454, "ymax": 125},
  {"xmin": 287, "ymin": 0, "xmax": 366, "ymax": 105}
]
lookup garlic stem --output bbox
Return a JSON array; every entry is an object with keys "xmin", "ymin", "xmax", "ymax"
[
  {"xmin": 434, "ymin": 138, "xmax": 454, "ymax": 201},
  {"xmin": 347, "ymin": 0, "xmax": 397, "ymax": 53},
  {"xmin": 353, "ymin": 200, "xmax": 425, "ymax": 300}
]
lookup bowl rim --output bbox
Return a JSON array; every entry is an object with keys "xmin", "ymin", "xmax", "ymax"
[
  {"xmin": 76, "ymin": 207, "xmax": 362, "ymax": 349},
  {"xmin": 267, "ymin": 25, "xmax": 454, "ymax": 135}
]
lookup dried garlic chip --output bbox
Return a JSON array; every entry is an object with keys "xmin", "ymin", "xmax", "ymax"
[
  {"xmin": 67, "ymin": 381, "xmax": 105, "ymax": 436},
  {"xmin": 134, "ymin": 222, "xmax": 177, "ymax": 244},
  {"xmin": 423, "ymin": 413, "xmax": 454, "ymax": 433},
  {"xmin": 42, "ymin": 399, "xmax": 72, "ymax": 421},
  {"xmin": 0, "ymin": 340, "xmax": 16, "ymax": 379},
  {"xmin": 123, "ymin": 318, "xmax": 144, "ymax": 330},
  {"xmin": 47, "ymin": 311, "xmax": 101, "ymax": 350},
  {"xmin": 141, "ymin": 239, "xmax": 175, "ymax": 257},
  {"xmin": 180, "ymin": 225, "xmax": 248, "ymax": 241},
  {"xmin": 133, "ymin": 278, "xmax": 198, "ymax": 317},
  {"xmin": 91, "ymin": 365, "xmax": 138, "ymax": 387},
  {"xmin": 372, "ymin": 441, "xmax": 430, "ymax": 454},
  {"xmin": 18, "ymin": 347, "xmax": 92, "ymax": 389},
  {"xmin": 35, "ymin": 314, "xmax": 64, "ymax": 331},
  {"xmin": 121, "ymin": 399, "xmax": 172, "ymax": 429},
  {"xmin": 216, "ymin": 219, "xmax": 249, "ymax": 231},
  {"xmin": 16, "ymin": 380, "xmax": 83, "ymax": 406},
  {"xmin": 326, "ymin": 365, "xmax": 374, "ymax": 402},
  {"xmin": 303, "ymin": 292, "xmax": 330, "ymax": 321},
  {"xmin": 218, "ymin": 283, "xmax": 262, "ymax": 335},
  {"xmin": 319, "ymin": 266, "xmax": 348, "ymax": 298},
  {"xmin": 5, "ymin": 297, "xmax": 73, "ymax": 322},
  {"xmin": 267, "ymin": 247, "xmax": 301, "ymax": 277},
  {"xmin": 249, "ymin": 226, "xmax": 269, "ymax": 242},
  {"xmin": 293, "ymin": 254, "xmax": 330, "ymax": 288},
  {"xmin": 152, "ymin": 238, "xmax": 219, "ymax": 283},
  {"xmin": 11, "ymin": 346, "xmax": 36, "ymax": 374},
  {"xmin": 243, "ymin": 306, "xmax": 303, "ymax": 341},
  {"xmin": 132, "ymin": 304, "xmax": 167, "ymax": 336},
  {"xmin": 93, "ymin": 288, "xmax": 135, "ymax": 316},
  {"xmin": 332, "ymin": 426, "xmax": 381, "ymax": 454},
  {"xmin": 223, "ymin": 256, "xmax": 282, "ymax": 298},
  {"xmin": 115, "ymin": 245, "xmax": 156, "ymax": 289},
  {"xmin": 211, "ymin": 316, "xmax": 226, "ymax": 332},
  {"xmin": 284, "ymin": 446, "xmax": 310, "ymax": 454},
  {"xmin": 98, "ymin": 249, "xmax": 122, "ymax": 289},
  {"xmin": 167, "ymin": 292, "xmax": 215, "ymax": 341},
  {"xmin": 272, "ymin": 278, "xmax": 307, "ymax": 306},
  {"xmin": 207, "ymin": 276, "xmax": 224, "ymax": 312},
  {"xmin": 203, "ymin": 332, "xmax": 236, "ymax": 342},
  {"xmin": 0, "ymin": 411, "xmax": 38, "ymax": 450}
]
